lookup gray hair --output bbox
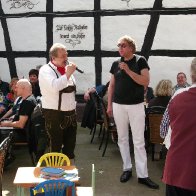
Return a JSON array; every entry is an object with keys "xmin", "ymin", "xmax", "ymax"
[
  {"xmin": 118, "ymin": 35, "xmax": 137, "ymax": 53},
  {"xmin": 49, "ymin": 43, "xmax": 67, "ymax": 59},
  {"xmin": 191, "ymin": 57, "xmax": 196, "ymax": 83}
]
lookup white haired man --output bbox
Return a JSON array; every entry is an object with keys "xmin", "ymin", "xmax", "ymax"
[{"xmin": 39, "ymin": 43, "xmax": 77, "ymax": 165}]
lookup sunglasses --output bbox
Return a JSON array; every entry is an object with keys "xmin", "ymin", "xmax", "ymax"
[{"xmin": 117, "ymin": 43, "xmax": 129, "ymax": 48}]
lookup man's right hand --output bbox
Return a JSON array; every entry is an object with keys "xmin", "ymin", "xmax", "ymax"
[{"xmin": 66, "ymin": 62, "xmax": 77, "ymax": 79}]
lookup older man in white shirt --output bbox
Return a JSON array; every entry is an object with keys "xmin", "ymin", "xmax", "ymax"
[{"xmin": 39, "ymin": 43, "xmax": 77, "ymax": 164}]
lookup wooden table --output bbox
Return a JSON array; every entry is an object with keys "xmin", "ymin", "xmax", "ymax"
[{"xmin": 13, "ymin": 166, "xmax": 79, "ymax": 196}]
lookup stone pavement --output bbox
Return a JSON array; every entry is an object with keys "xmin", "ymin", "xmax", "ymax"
[{"xmin": 2, "ymin": 125, "xmax": 165, "ymax": 196}]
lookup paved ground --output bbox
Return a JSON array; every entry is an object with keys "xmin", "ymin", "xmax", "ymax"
[{"xmin": 2, "ymin": 125, "xmax": 166, "ymax": 196}]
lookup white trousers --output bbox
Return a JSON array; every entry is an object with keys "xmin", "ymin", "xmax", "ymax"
[{"xmin": 113, "ymin": 102, "xmax": 148, "ymax": 178}]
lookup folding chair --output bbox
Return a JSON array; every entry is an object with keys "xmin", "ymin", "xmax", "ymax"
[
  {"xmin": 98, "ymin": 99, "xmax": 117, "ymax": 157},
  {"xmin": 90, "ymin": 93, "xmax": 103, "ymax": 143}
]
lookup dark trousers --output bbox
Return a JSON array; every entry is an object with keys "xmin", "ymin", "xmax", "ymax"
[
  {"xmin": 43, "ymin": 109, "xmax": 77, "ymax": 159},
  {"xmin": 166, "ymin": 184, "xmax": 196, "ymax": 196}
]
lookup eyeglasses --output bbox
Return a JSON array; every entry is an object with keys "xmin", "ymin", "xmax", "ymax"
[
  {"xmin": 117, "ymin": 43, "xmax": 129, "ymax": 49},
  {"xmin": 56, "ymin": 52, "xmax": 68, "ymax": 59}
]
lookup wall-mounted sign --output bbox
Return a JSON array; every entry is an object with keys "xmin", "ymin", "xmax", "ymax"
[{"xmin": 53, "ymin": 17, "xmax": 94, "ymax": 50}]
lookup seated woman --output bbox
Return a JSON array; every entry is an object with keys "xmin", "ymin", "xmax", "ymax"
[
  {"xmin": 147, "ymin": 79, "xmax": 173, "ymax": 160},
  {"xmin": 0, "ymin": 78, "xmax": 19, "ymax": 118}
]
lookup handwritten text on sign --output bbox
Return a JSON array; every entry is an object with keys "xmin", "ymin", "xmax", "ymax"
[
  {"xmin": 6, "ymin": 0, "xmax": 39, "ymax": 9},
  {"xmin": 55, "ymin": 24, "xmax": 88, "ymax": 47}
]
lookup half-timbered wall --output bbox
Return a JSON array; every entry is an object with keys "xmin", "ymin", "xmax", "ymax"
[{"xmin": 0, "ymin": 0, "xmax": 196, "ymax": 94}]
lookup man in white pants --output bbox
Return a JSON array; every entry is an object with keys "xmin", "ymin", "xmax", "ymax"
[{"xmin": 107, "ymin": 35, "xmax": 159, "ymax": 189}]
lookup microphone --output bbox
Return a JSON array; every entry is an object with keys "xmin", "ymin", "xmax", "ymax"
[
  {"xmin": 76, "ymin": 67, "xmax": 84, "ymax": 74},
  {"xmin": 118, "ymin": 58, "xmax": 124, "ymax": 74},
  {"xmin": 65, "ymin": 61, "xmax": 84, "ymax": 74}
]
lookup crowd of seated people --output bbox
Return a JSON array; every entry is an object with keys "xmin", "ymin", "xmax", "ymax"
[
  {"xmin": 0, "ymin": 67, "xmax": 41, "ymax": 121},
  {"xmin": 0, "ymin": 66, "xmax": 42, "ymax": 165}
]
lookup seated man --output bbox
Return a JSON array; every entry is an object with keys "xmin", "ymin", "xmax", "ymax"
[
  {"xmin": 0, "ymin": 79, "xmax": 37, "ymax": 143},
  {"xmin": 82, "ymin": 82, "xmax": 109, "ymax": 129},
  {"xmin": 173, "ymin": 72, "xmax": 190, "ymax": 93},
  {"xmin": 84, "ymin": 82, "xmax": 109, "ymax": 103}
]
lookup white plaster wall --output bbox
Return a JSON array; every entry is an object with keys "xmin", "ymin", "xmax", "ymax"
[
  {"xmin": 2, "ymin": 0, "xmax": 46, "ymax": 14},
  {"xmin": 15, "ymin": 57, "xmax": 46, "ymax": 79},
  {"xmin": 0, "ymin": 58, "xmax": 11, "ymax": 82},
  {"xmin": 0, "ymin": 23, "xmax": 6, "ymax": 51},
  {"xmin": 53, "ymin": 17, "xmax": 94, "ymax": 50},
  {"xmin": 7, "ymin": 17, "xmax": 46, "ymax": 51},
  {"xmin": 163, "ymin": 0, "xmax": 196, "ymax": 8},
  {"xmin": 101, "ymin": 15, "xmax": 150, "ymax": 51},
  {"xmin": 148, "ymin": 56, "xmax": 193, "ymax": 89},
  {"xmin": 152, "ymin": 15, "xmax": 196, "ymax": 50},
  {"xmin": 53, "ymin": 0, "xmax": 94, "ymax": 11},
  {"xmin": 102, "ymin": 57, "xmax": 119, "ymax": 85},
  {"xmin": 68, "ymin": 57, "xmax": 95, "ymax": 93},
  {"xmin": 101, "ymin": 0, "xmax": 154, "ymax": 10}
]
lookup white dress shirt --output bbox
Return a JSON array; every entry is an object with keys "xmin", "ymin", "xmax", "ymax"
[{"xmin": 39, "ymin": 62, "xmax": 76, "ymax": 111}]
